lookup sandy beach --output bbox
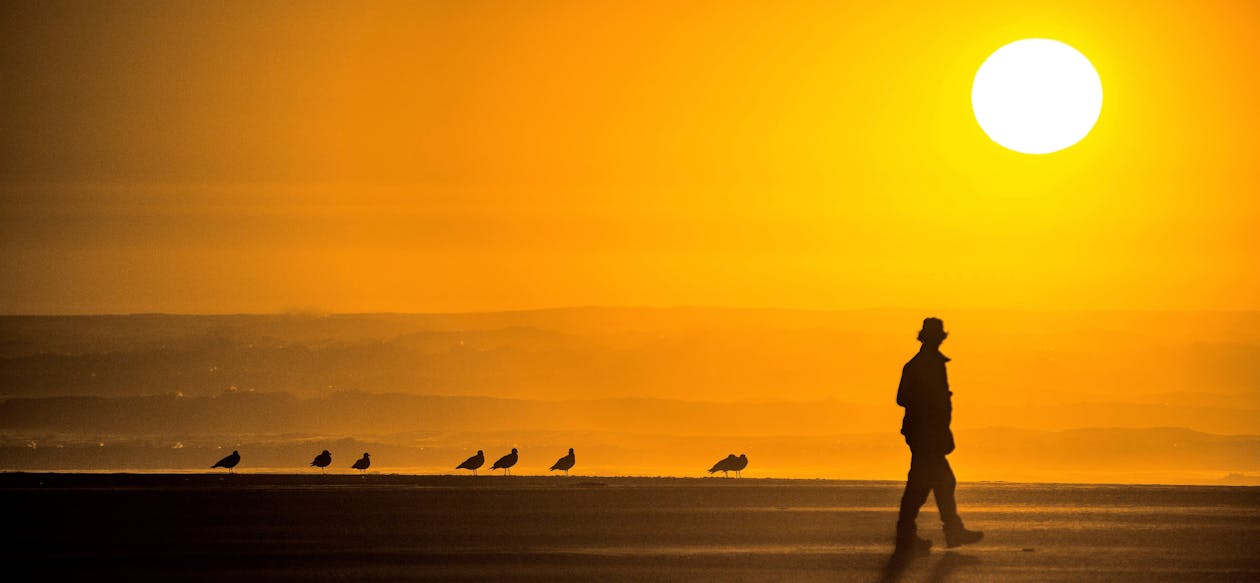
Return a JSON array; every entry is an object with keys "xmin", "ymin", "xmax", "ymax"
[{"xmin": 4, "ymin": 473, "xmax": 1257, "ymax": 582}]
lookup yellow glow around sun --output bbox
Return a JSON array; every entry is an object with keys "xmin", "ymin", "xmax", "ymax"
[{"xmin": 972, "ymin": 39, "xmax": 1103, "ymax": 154}]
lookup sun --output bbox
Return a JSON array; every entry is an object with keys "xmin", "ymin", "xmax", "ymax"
[{"xmin": 972, "ymin": 39, "xmax": 1103, "ymax": 155}]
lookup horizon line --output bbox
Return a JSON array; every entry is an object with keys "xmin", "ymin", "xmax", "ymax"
[{"xmin": 3, "ymin": 305, "xmax": 1260, "ymax": 318}]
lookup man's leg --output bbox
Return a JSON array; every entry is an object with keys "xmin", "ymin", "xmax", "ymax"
[
  {"xmin": 895, "ymin": 449, "xmax": 934, "ymax": 554},
  {"xmin": 897, "ymin": 450, "xmax": 933, "ymax": 531},
  {"xmin": 931, "ymin": 454, "xmax": 961, "ymax": 528},
  {"xmin": 932, "ymin": 454, "xmax": 984, "ymax": 547}
]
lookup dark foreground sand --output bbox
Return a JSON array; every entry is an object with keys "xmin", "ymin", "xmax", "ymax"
[{"xmin": 4, "ymin": 474, "xmax": 1258, "ymax": 582}]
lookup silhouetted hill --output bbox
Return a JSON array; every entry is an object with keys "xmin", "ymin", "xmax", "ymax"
[
  {"xmin": 0, "ymin": 391, "xmax": 887, "ymax": 436},
  {"xmin": 2, "ymin": 310, "xmax": 1258, "ymax": 415},
  {"xmin": 3, "ymin": 309, "xmax": 1259, "ymax": 481},
  {"xmin": 3, "ymin": 390, "xmax": 1258, "ymax": 437}
]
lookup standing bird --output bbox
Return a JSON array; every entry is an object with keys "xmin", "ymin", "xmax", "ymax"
[
  {"xmin": 310, "ymin": 450, "xmax": 332, "ymax": 474},
  {"xmin": 212, "ymin": 450, "xmax": 241, "ymax": 473},
  {"xmin": 708, "ymin": 453, "xmax": 738, "ymax": 477},
  {"xmin": 491, "ymin": 448, "xmax": 519, "ymax": 475},
  {"xmin": 351, "ymin": 452, "xmax": 371, "ymax": 475},
  {"xmin": 730, "ymin": 454, "xmax": 749, "ymax": 478},
  {"xmin": 549, "ymin": 448, "xmax": 576, "ymax": 476},
  {"xmin": 457, "ymin": 450, "xmax": 485, "ymax": 475}
]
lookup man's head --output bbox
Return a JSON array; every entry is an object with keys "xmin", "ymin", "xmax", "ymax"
[{"xmin": 917, "ymin": 317, "xmax": 948, "ymax": 346}]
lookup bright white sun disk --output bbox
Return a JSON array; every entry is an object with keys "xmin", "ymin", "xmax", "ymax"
[{"xmin": 972, "ymin": 39, "xmax": 1102, "ymax": 154}]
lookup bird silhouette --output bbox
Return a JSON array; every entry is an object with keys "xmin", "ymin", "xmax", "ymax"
[
  {"xmin": 491, "ymin": 448, "xmax": 519, "ymax": 475},
  {"xmin": 457, "ymin": 450, "xmax": 485, "ymax": 475},
  {"xmin": 212, "ymin": 450, "xmax": 241, "ymax": 473},
  {"xmin": 708, "ymin": 453, "xmax": 738, "ymax": 477},
  {"xmin": 730, "ymin": 454, "xmax": 749, "ymax": 478},
  {"xmin": 351, "ymin": 452, "xmax": 371, "ymax": 475},
  {"xmin": 549, "ymin": 448, "xmax": 576, "ymax": 476},
  {"xmin": 310, "ymin": 450, "xmax": 332, "ymax": 474}
]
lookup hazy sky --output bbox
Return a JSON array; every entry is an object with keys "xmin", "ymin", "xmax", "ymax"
[{"xmin": 2, "ymin": 1, "xmax": 1257, "ymax": 314}]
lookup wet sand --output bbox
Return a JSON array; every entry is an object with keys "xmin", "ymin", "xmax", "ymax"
[{"xmin": 4, "ymin": 474, "xmax": 1258, "ymax": 582}]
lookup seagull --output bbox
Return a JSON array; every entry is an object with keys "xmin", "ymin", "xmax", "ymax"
[
  {"xmin": 310, "ymin": 450, "xmax": 332, "ymax": 474},
  {"xmin": 351, "ymin": 452, "xmax": 371, "ymax": 475},
  {"xmin": 730, "ymin": 454, "xmax": 749, "ymax": 478},
  {"xmin": 212, "ymin": 450, "xmax": 241, "ymax": 473},
  {"xmin": 457, "ymin": 450, "xmax": 485, "ymax": 475},
  {"xmin": 491, "ymin": 448, "xmax": 519, "ymax": 476},
  {"xmin": 708, "ymin": 453, "xmax": 738, "ymax": 477},
  {"xmin": 550, "ymin": 448, "xmax": 576, "ymax": 476}
]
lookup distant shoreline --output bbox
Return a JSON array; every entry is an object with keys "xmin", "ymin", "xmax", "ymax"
[{"xmin": 3, "ymin": 472, "xmax": 1257, "ymax": 490}]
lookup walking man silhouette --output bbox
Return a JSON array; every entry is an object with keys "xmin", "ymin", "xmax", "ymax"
[{"xmin": 894, "ymin": 317, "xmax": 983, "ymax": 556}]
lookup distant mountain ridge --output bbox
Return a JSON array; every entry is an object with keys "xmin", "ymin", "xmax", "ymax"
[
  {"xmin": 2, "ymin": 308, "xmax": 1259, "ymax": 481},
  {"xmin": 2, "ymin": 390, "xmax": 1258, "ymax": 436},
  {"xmin": 2, "ymin": 309, "xmax": 1258, "ymax": 407}
]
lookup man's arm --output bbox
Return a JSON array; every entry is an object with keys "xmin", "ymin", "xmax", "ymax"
[{"xmin": 896, "ymin": 363, "xmax": 913, "ymax": 407}]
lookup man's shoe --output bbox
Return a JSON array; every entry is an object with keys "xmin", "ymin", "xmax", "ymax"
[
  {"xmin": 943, "ymin": 526, "xmax": 984, "ymax": 548},
  {"xmin": 894, "ymin": 533, "xmax": 932, "ymax": 557}
]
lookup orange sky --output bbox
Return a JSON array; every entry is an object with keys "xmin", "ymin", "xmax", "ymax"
[{"xmin": 2, "ymin": 0, "xmax": 1257, "ymax": 314}]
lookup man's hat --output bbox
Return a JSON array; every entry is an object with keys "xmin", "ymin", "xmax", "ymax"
[{"xmin": 917, "ymin": 317, "xmax": 947, "ymax": 342}]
